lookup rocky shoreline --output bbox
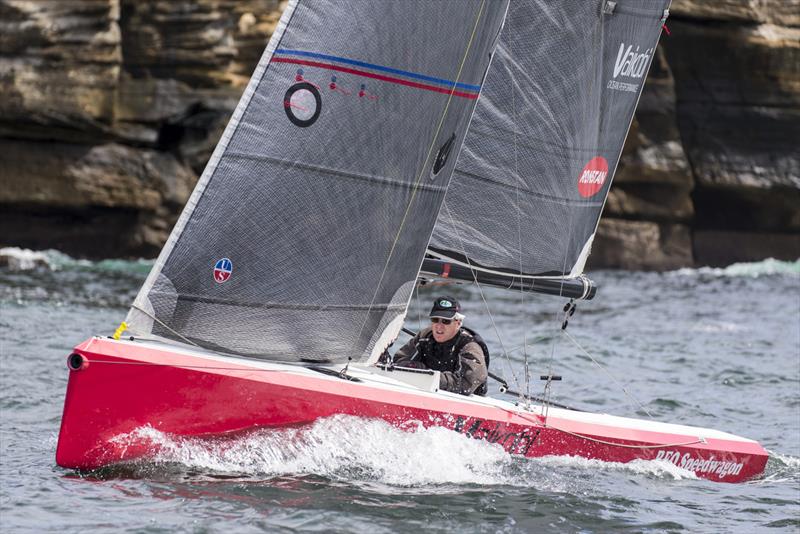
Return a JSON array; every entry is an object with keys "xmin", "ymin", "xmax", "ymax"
[{"xmin": 1, "ymin": 0, "xmax": 798, "ymax": 268}]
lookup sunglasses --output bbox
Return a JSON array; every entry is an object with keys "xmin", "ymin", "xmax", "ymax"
[{"xmin": 431, "ymin": 318, "xmax": 454, "ymax": 325}]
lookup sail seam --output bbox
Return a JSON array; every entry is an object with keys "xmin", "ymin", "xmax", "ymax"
[
  {"xmin": 163, "ymin": 293, "xmax": 406, "ymax": 312},
  {"xmin": 224, "ymin": 152, "xmax": 446, "ymax": 193},
  {"xmin": 467, "ymin": 125, "xmax": 620, "ymax": 155},
  {"xmin": 453, "ymin": 169, "xmax": 605, "ymax": 207}
]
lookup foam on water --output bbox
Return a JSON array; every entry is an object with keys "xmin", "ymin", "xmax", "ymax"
[
  {"xmin": 105, "ymin": 415, "xmax": 701, "ymax": 488},
  {"xmin": 112, "ymin": 416, "xmax": 514, "ymax": 487},
  {"xmin": 0, "ymin": 247, "xmax": 52, "ymax": 270},
  {"xmin": 532, "ymin": 454, "xmax": 698, "ymax": 481},
  {"xmin": 3, "ymin": 249, "xmax": 795, "ymax": 531},
  {"xmin": 756, "ymin": 451, "xmax": 800, "ymax": 485},
  {"xmin": 0, "ymin": 247, "xmax": 152, "ymax": 274},
  {"xmin": 671, "ymin": 258, "xmax": 800, "ymax": 278},
  {"xmin": 0, "ymin": 248, "xmax": 152, "ymax": 308}
]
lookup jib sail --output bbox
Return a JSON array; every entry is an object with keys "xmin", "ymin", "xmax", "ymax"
[
  {"xmin": 428, "ymin": 0, "xmax": 670, "ymax": 290},
  {"xmin": 126, "ymin": 0, "xmax": 509, "ymax": 362}
]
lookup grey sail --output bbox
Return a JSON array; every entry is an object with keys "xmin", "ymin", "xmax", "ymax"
[
  {"xmin": 126, "ymin": 0, "xmax": 509, "ymax": 362},
  {"xmin": 429, "ymin": 0, "xmax": 670, "ymax": 286}
]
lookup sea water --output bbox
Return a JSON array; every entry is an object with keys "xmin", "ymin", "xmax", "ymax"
[{"xmin": 1, "ymin": 248, "xmax": 798, "ymax": 532}]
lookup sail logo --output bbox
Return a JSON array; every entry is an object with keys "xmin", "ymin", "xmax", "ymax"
[
  {"xmin": 577, "ymin": 157, "xmax": 608, "ymax": 197},
  {"xmin": 613, "ymin": 43, "xmax": 652, "ymax": 79},
  {"xmin": 213, "ymin": 258, "xmax": 233, "ymax": 284}
]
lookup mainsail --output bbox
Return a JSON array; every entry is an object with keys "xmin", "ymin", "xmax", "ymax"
[
  {"xmin": 428, "ymin": 0, "xmax": 670, "ymax": 289},
  {"xmin": 126, "ymin": 0, "xmax": 509, "ymax": 362}
]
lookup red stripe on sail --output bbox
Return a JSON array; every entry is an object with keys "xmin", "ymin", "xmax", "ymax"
[{"xmin": 272, "ymin": 57, "xmax": 479, "ymax": 99}]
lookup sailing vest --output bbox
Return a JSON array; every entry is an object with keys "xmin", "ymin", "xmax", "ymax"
[{"xmin": 415, "ymin": 327, "xmax": 490, "ymax": 396}]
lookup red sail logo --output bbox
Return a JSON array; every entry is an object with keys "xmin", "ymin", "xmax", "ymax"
[{"xmin": 577, "ymin": 157, "xmax": 609, "ymax": 198}]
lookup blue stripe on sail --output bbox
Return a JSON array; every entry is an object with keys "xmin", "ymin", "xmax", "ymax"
[{"xmin": 275, "ymin": 49, "xmax": 481, "ymax": 92}]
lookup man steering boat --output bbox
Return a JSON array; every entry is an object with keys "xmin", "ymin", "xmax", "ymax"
[{"xmin": 382, "ymin": 296, "xmax": 489, "ymax": 396}]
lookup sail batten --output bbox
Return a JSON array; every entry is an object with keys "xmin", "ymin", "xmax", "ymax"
[{"xmin": 222, "ymin": 152, "xmax": 448, "ymax": 193}]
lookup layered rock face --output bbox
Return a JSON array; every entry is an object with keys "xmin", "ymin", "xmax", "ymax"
[
  {"xmin": 0, "ymin": 0, "xmax": 282, "ymax": 257},
  {"xmin": 594, "ymin": 0, "xmax": 800, "ymax": 269},
  {"xmin": 1, "ymin": 0, "xmax": 798, "ymax": 268}
]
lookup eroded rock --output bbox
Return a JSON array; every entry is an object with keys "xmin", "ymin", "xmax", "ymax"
[
  {"xmin": 590, "ymin": 219, "xmax": 694, "ymax": 271},
  {"xmin": 0, "ymin": 0, "xmax": 797, "ymax": 268}
]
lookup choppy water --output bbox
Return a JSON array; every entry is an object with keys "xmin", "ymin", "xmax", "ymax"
[{"xmin": 1, "ymin": 248, "xmax": 798, "ymax": 533}]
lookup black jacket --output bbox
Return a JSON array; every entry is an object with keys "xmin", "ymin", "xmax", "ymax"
[{"xmin": 389, "ymin": 327, "xmax": 488, "ymax": 395}]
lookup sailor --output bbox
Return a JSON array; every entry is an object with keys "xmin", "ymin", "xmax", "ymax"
[{"xmin": 386, "ymin": 296, "xmax": 488, "ymax": 396}]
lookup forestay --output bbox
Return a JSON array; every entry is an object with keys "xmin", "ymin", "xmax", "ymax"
[
  {"xmin": 126, "ymin": 0, "xmax": 509, "ymax": 362},
  {"xmin": 429, "ymin": 0, "xmax": 670, "ymax": 281}
]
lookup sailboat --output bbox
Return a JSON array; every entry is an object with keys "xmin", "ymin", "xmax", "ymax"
[{"xmin": 56, "ymin": 0, "xmax": 768, "ymax": 482}]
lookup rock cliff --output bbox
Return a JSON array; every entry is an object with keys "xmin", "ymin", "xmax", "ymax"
[
  {"xmin": 594, "ymin": 0, "xmax": 800, "ymax": 269},
  {"xmin": 1, "ymin": 0, "xmax": 798, "ymax": 268},
  {"xmin": 1, "ymin": 0, "xmax": 282, "ymax": 257}
]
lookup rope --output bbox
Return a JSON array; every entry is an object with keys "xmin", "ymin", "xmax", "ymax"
[
  {"xmin": 503, "ymin": 335, "xmax": 551, "ymax": 356},
  {"xmin": 346, "ymin": 0, "xmax": 489, "ymax": 368},
  {"xmin": 562, "ymin": 329, "xmax": 654, "ymax": 419},
  {"xmin": 130, "ymin": 304, "xmax": 202, "ymax": 349},
  {"xmin": 504, "ymin": 408, "xmax": 702, "ymax": 450},
  {"xmin": 538, "ymin": 0, "xmax": 614, "ymax": 417},
  {"xmin": 441, "ymin": 201, "xmax": 524, "ymax": 397},
  {"xmin": 510, "ymin": 57, "xmax": 534, "ymax": 410},
  {"xmin": 414, "ymin": 282, "xmax": 423, "ymax": 332},
  {"xmin": 81, "ymin": 359, "xmax": 286, "ymax": 372},
  {"xmin": 545, "ymin": 424, "xmax": 704, "ymax": 449}
]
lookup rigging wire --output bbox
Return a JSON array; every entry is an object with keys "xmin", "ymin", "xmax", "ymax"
[
  {"xmin": 562, "ymin": 329, "xmax": 654, "ymax": 419},
  {"xmin": 511, "ymin": 46, "xmax": 533, "ymax": 410},
  {"xmin": 414, "ymin": 281, "xmax": 423, "ymax": 332},
  {"xmin": 76, "ymin": 359, "xmax": 287, "ymax": 372},
  {"xmin": 542, "ymin": 182, "xmax": 576, "ymax": 418},
  {"xmin": 539, "ymin": 0, "xmax": 611, "ymax": 420},
  {"xmin": 130, "ymin": 304, "xmax": 202, "ymax": 349},
  {"xmin": 535, "ymin": 6, "xmax": 670, "ymax": 423},
  {"xmin": 542, "ymin": 136, "xmax": 583, "ymax": 418},
  {"xmin": 506, "ymin": 409, "xmax": 704, "ymax": 449},
  {"xmin": 440, "ymin": 201, "xmax": 524, "ymax": 397},
  {"xmin": 343, "ymin": 0, "xmax": 489, "ymax": 374}
]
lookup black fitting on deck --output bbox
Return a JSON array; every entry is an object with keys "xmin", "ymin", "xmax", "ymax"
[{"xmin": 67, "ymin": 353, "xmax": 88, "ymax": 371}]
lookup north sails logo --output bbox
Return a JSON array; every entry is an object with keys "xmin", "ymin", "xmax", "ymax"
[{"xmin": 613, "ymin": 43, "xmax": 653, "ymax": 79}]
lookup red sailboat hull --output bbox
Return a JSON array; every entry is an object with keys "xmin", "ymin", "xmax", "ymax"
[{"xmin": 56, "ymin": 337, "xmax": 768, "ymax": 482}]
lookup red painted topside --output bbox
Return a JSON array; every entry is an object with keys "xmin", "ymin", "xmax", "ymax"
[{"xmin": 56, "ymin": 337, "xmax": 769, "ymax": 482}]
